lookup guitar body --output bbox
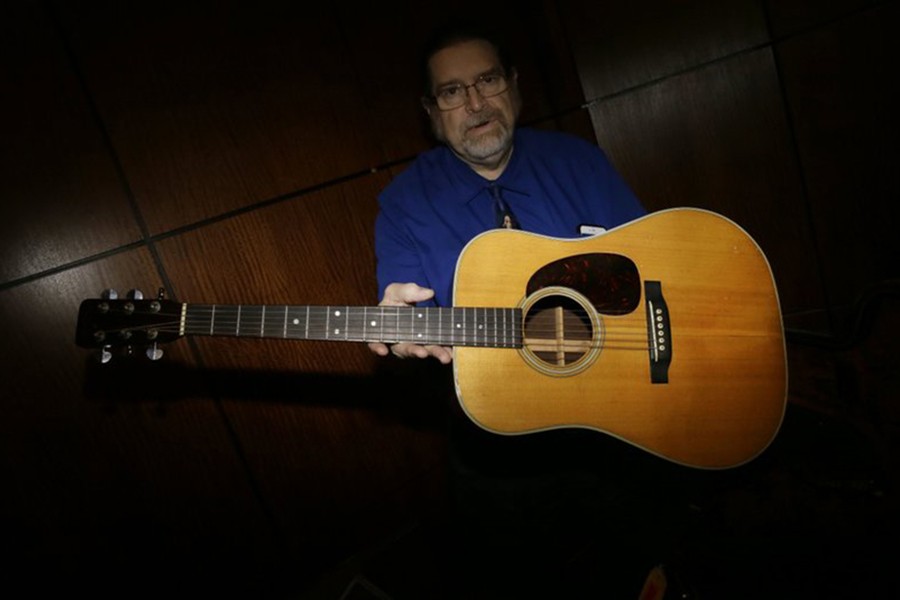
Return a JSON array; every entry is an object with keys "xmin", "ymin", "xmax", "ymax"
[{"xmin": 452, "ymin": 207, "xmax": 787, "ymax": 469}]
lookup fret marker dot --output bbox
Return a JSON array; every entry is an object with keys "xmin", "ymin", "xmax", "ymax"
[
  {"xmin": 416, "ymin": 312, "xmax": 423, "ymax": 319},
  {"xmin": 334, "ymin": 310, "xmax": 341, "ymax": 316},
  {"xmin": 370, "ymin": 320, "xmax": 378, "ymax": 327},
  {"xmin": 293, "ymin": 318, "xmax": 300, "ymax": 325},
  {"xmin": 334, "ymin": 329, "xmax": 341, "ymax": 335}
]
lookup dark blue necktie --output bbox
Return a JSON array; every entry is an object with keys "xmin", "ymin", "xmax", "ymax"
[{"xmin": 489, "ymin": 184, "xmax": 519, "ymax": 229}]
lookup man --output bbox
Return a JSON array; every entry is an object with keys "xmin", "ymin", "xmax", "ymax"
[
  {"xmin": 369, "ymin": 22, "xmax": 646, "ymax": 362},
  {"xmin": 367, "ymin": 21, "xmax": 681, "ymax": 598}
]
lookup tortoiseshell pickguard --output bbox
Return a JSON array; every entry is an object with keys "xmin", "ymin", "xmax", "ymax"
[{"xmin": 525, "ymin": 253, "xmax": 641, "ymax": 315}]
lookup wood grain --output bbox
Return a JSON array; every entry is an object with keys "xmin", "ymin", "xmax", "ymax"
[{"xmin": 453, "ymin": 209, "xmax": 787, "ymax": 468}]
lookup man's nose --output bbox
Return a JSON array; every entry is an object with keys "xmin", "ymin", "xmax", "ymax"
[{"xmin": 463, "ymin": 85, "xmax": 486, "ymax": 111}]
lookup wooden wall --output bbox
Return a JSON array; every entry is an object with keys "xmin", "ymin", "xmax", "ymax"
[
  {"xmin": 1, "ymin": 0, "xmax": 896, "ymax": 595},
  {"xmin": 565, "ymin": 0, "xmax": 899, "ymax": 334}
]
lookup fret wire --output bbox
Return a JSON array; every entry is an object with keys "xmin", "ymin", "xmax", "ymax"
[
  {"xmin": 182, "ymin": 304, "xmax": 527, "ymax": 347},
  {"xmin": 489, "ymin": 308, "xmax": 493, "ymax": 347},
  {"xmin": 475, "ymin": 307, "xmax": 480, "ymax": 346},
  {"xmin": 503, "ymin": 308, "xmax": 508, "ymax": 347},
  {"xmin": 492, "ymin": 307, "xmax": 497, "ymax": 347},
  {"xmin": 462, "ymin": 307, "xmax": 466, "ymax": 346},
  {"xmin": 472, "ymin": 307, "xmax": 486, "ymax": 346}
]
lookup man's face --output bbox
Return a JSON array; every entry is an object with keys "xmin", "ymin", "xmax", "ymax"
[{"xmin": 425, "ymin": 39, "xmax": 521, "ymax": 174}]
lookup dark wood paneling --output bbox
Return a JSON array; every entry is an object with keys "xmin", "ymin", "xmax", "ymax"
[
  {"xmin": 560, "ymin": 0, "xmax": 769, "ymax": 99},
  {"xmin": 586, "ymin": 50, "xmax": 822, "ymax": 318},
  {"xmin": 0, "ymin": 1, "xmax": 141, "ymax": 284},
  {"xmin": 765, "ymin": 0, "xmax": 880, "ymax": 38},
  {"xmin": 777, "ymin": 3, "xmax": 900, "ymax": 325},
  {"xmin": 151, "ymin": 174, "xmax": 449, "ymax": 577},
  {"xmin": 498, "ymin": 0, "xmax": 598, "ymax": 128},
  {"xmin": 153, "ymin": 174, "xmax": 386, "ymax": 343},
  {"xmin": 0, "ymin": 249, "xmax": 285, "ymax": 594},
  {"xmin": 54, "ymin": 2, "xmax": 382, "ymax": 235},
  {"xmin": 331, "ymin": 4, "xmax": 433, "ymax": 163}
]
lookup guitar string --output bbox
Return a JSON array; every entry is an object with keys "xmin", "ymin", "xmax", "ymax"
[
  {"xmin": 106, "ymin": 320, "xmax": 654, "ymax": 347},
  {"xmin": 178, "ymin": 307, "xmax": 651, "ymax": 332},
  {"xmin": 92, "ymin": 308, "xmax": 661, "ymax": 351}
]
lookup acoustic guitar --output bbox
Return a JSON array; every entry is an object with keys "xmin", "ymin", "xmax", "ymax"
[{"xmin": 75, "ymin": 207, "xmax": 787, "ymax": 469}]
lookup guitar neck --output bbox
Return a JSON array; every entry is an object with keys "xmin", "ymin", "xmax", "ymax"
[{"xmin": 183, "ymin": 304, "xmax": 523, "ymax": 348}]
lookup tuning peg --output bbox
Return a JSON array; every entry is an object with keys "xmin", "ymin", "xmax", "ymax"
[
  {"xmin": 145, "ymin": 343, "xmax": 163, "ymax": 361},
  {"xmin": 127, "ymin": 289, "xmax": 144, "ymax": 300},
  {"xmin": 101, "ymin": 288, "xmax": 118, "ymax": 300},
  {"xmin": 100, "ymin": 346, "xmax": 112, "ymax": 364}
]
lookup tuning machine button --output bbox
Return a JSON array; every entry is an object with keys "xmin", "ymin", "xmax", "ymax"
[{"xmin": 146, "ymin": 343, "xmax": 163, "ymax": 361}]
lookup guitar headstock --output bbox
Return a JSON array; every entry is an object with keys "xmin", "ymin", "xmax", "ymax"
[{"xmin": 75, "ymin": 288, "xmax": 183, "ymax": 361}]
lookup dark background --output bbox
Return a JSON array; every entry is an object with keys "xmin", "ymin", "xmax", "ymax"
[{"xmin": 2, "ymin": 0, "xmax": 898, "ymax": 597}]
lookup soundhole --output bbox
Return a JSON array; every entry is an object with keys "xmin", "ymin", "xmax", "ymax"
[{"xmin": 520, "ymin": 287, "xmax": 601, "ymax": 377}]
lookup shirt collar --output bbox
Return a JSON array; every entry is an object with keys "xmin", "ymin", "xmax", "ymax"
[{"xmin": 441, "ymin": 130, "xmax": 530, "ymax": 204}]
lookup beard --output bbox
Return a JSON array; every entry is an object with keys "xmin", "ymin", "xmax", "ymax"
[
  {"xmin": 431, "ymin": 107, "xmax": 516, "ymax": 167},
  {"xmin": 456, "ymin": 110, "xmax": 514, "ymax": 161}
]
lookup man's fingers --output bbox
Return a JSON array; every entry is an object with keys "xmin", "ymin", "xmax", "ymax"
[
  {"xmin": 382, "ymin": 282, "xmax": 435, "ymax": 306},
  {"xmin": 367, "ymin": 342, "xmax": 390, "ymax": 357}
]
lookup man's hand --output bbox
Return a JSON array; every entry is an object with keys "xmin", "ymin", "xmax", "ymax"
[{"xmin": 367, "ymin": 282, "xmax": 453, "ymax": 364}]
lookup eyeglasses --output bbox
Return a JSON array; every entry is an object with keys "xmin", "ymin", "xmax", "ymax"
[{"xmin": 427, "ymin": 72, "xmax": 509, "ymax": 111}]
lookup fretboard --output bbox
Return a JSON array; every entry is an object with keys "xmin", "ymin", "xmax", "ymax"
[{"xmin": 182, "ymin": 304, "xmax": 523, "ymax": 348}]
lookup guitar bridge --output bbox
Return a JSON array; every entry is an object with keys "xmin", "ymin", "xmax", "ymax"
[{"xmin": 645, "ymin": 281, "xmax": 671, "ymax": 383}]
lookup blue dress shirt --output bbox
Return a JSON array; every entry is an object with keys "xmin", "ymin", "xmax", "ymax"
[{"xmin": 375, "ymin": 127, "xmax": 646, "ymax": 307}]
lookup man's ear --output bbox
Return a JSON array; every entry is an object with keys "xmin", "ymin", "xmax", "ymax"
[{"xmin": 421, "ymin": 97, "xmax": 433, "ymax": 115}]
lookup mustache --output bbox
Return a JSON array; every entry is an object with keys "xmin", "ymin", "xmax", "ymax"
[{"xmin": 464, "ymin": 110, "xmax": 503, "ymax": 129}]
